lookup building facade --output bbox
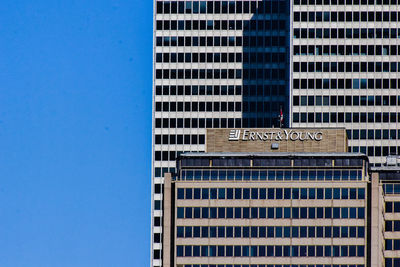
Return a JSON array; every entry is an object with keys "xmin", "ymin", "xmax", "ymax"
[
  {"xmin": 291, "ymin": 0, "xmax": 400, "ymax": 165},
  {"xmin": 371, "ymin": 166, "xmax": 400, "ymax": 266},
  {"xmin": 152, "ymin": 0, "xmax": 400, "ymax": 265},
  {"xmin": 160, "ymin": 129, "xmax": 400, "ymax": 266},
  {"xmin": 165, "ymin": 152, "xmax": 369, "ymax": 267},
  {"xmin": 153, "ymin": 2, "xmax": 290, "ymax": 265}
]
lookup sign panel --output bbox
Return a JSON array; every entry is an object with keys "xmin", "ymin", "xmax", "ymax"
[
  {"xmin": 228, "ymin": 129, "xmax": 323, "ymax": 142},
  {"xmin": 206, "ymin": 128, "xmax": 347, "ymax": 153}
]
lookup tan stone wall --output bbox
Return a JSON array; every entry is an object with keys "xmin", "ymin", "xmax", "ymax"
[{"xmin": 206, "ymin": 128, "xmax": 348, "ymax": 153}]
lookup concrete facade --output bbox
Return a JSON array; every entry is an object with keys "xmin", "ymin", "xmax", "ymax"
[{"xmin": 166, "ymin": 153, "xmax": 369, "ymax": 267}]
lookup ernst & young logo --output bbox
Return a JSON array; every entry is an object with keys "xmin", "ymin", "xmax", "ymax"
[{"xmin": 228, "ymin": 129, "xmax": 323, "ymax": 142}]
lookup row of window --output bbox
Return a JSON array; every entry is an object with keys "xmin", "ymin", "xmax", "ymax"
[
  {"xmin": 294, "ymin": 61, "xmax": 400, "ymax": 73},
  {"xmin": 156, "ymin": 52, "xmax": 243, "ymax": 63},
  {"xmin": 155, "ymin": 150, "xmax": 185, "ymax": 161},
  {"xmin": 154, "ymin": 115, "xmax": 288, "ymax": 129},
  {"xmin": 156, "ymin": 52, "xmax": 288, "ymax": 64},
  {"xmin": 156, "ymin": 19, "xmax": 286, "ymax": 31},
  {"xmin": 181, "ymin": 265, "xmax": 364, "ymax": 267},
  {"xmin": 155, "ymin": 101, "xmax": 241, "ymax": 112},
  {"xmin": 177, "ymin": 187, "xmax": 365, "ymax": 200},
  {"xmin": 293, "ymin": 78, "xmax": 400, "ymax": 90},
  {"xmin": 347, "ymin": 129, "xmax": 400, "ymax": 140},
  {"xmin": 294, "ymin": 11, "xmax": 400, "ymax": 22},
  {"xmin": 350, "ymin": 146, "xmax": 399, "ymax": 157},
  {"xmin": 384, "ymin": 184, "xmax": 400, "ymax": 195},
  {"xmin": 155, "ymin": 85, "xmax": 241, "ymax": 96},
  {"xmin": 293, "ymin": 112, "xmax": 400, "ymax": 124},
  {"xmin": 385, "ymin": 202, "xmax": 400, "ymax": 213},
  {"xmin": 293, "ymin": 28, "xmax": 399, "ymax": 39},
  {"xmin": 177, "ymin": 206, "xmax": 366, "ymax": 219},
  {"xmin": 294, "ymin": 95, "xmax": 400, "ymax": 107},
  {"xmin": 156, "ymin": 68, "xmax": 288, "ymax": 81},
  {"xmin": 385, "ymin": 258, "xmax": 400, "ymax": 267},
  {"xmin": 156, "ymin": 1, "xmax": 287, "ymax": 15},
  {"xmin": 385, "ymin": 220, "xmax": 400, "ymax": 232},
  {"xmin": 385, "ymin": 239, "xmax": 400, "ymax": 250},
  {"xmin": 154, "ymin": 118, "xmax": 241, "ymax": 129},
  {"xmin": 179, "ymin": 169, "xmax": 363, "ymax": 181},
  {"xmin": 177, "ymin": 225, "xmax": 365, "ymax": 239},
  {"xmin": 294, "ymin": 45, "xmax": 400, "ymax": 56},
  {"xmin": 155, "ymin": 85, "xmax": 287, "ymax": 97},
  {"xmin": 155, "ymin": 166, "xmax": 177, "ymax": 178},
  {"xmin": 154, "ymin": 134, "xmax": 205, "ymax": 145},
  {"xmin": 181, "ymin": 158, "xmax": 359, "ymax": 167},
  {"xmin": 294, "ymin": 0, "xmax": 398, "ymax": 5},
  {"xmin": 379, "ymin": 172, "xmax": 400, "ymax": 179},
  {"xmin": 155, "ymin": 69, "xmax": 242, "ymax": 79},
  {"xmin": 176, "ymin": 245, "xmax": 365, "ymax": 257},
  {"xmin": 156, "ymin": 36, "xmax": 240, "ymax": 47},
  {"xmin": 156, "ymin": 35, "xmax": 287, "ymax": 48}
]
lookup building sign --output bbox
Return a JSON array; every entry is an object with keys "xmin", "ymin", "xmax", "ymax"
[
  {"xmin": 228, "ymin": 129, "xmax": 323, "ymax": 142},
  {"xmin": 207, "ymin": 128, "xmax": 347, "ymax": 153}
]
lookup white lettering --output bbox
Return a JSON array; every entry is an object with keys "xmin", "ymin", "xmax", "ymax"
[
  {"xmin": 249, "ymin": 132, "xmax": 256, "ymax": 140},
  {"xmin": 230, "ymin": 129, "xmax": 323, "ymax": 142},
  {"xmin": 242, "ymin": 130, "xmax": 249, "ymax": 140},
  {"xmin": 283, "ymin": 129, "xmax": 291, "ymax": 140},
  {"xmin": 315, "ymin": 132, "xmax": 323, "ymax": 141},
  {"xmin": 290, "ymin": 131, "xmax": 299, "ymax": 141}
]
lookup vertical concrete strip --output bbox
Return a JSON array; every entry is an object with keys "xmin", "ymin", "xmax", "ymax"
[
  {"xmin": 163, "ymin": 173, "xmax": 172, "ymax": 267},
  {"xmin": 370, "ymin": 172, "xmax": 382, "ymax": 267}
]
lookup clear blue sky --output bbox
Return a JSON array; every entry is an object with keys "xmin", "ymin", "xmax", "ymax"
[{"xmin": 0, "ymin": 1, "xmax": 152, "ymax": 266}]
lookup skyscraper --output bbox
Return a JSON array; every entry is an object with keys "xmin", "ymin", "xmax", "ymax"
[
  {"xmin": 153, "ymin": 1, "xmax": 290, "ymax": 266},
  {"xmin": 152, "ymin": 0, "xmax": 400, "ymax": 266},
  {"xmin": 291, "ymin": 0, "xmax": 400, "ymax": 165}
]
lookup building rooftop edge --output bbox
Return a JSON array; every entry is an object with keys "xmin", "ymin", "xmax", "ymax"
[{"xmin": 179, "ymin": 152, "xmax": 368, "ymax": 158}]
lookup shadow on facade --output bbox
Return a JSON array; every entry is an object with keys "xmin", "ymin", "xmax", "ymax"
[{"xmin": 241, "ymin": 0, "xmax": 290, "ymax": 128}]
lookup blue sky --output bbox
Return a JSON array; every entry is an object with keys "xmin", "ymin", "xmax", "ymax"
[{"xmin": 0, "ymin": 1, "xmax": 152, "ymax": 266}]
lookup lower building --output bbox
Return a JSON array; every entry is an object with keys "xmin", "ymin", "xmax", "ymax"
[
  {"xmin": 161, "ymin": 128, "xmax": 400, "ymax": 267},
  {"xmin": 371, "ymin": 165, "xmax": 400, "ymax": 267}
]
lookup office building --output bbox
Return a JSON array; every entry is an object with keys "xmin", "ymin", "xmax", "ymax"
[
  {"xmin": 153, "ymin": 2, "xmax": 290, "ymax": 265},
  {"xmin": 291, "ymin": 0, "xmax": 400, "ymax": 165},
  {"xmin": 153, "ymin": 0, "xmax": 400, "ymax": 265},
  {"xmin": 163, "ymin": 128, "xmax": 369, "ymax": 266},
  {"xmin": 161, "ymin": 128, "xmax": 400, "ymax": 266},
  {"xmin": 370, "ymin": 163, "xmax": 400, "ymax": 267}
]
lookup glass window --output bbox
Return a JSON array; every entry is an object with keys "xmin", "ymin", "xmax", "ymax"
[
  {"xmin": 333, "ymin": 188, "xmax": 340, "ymax": 199},
  {"xmin": 284, "ymin": 188, "xmax": 291, "ymax": 199},
  {"xmin": 178, "ymin": 188, "xmax": 185, "ymax": 199},
  {"xmin": 350, "ymin": 188, "xmax": 357, "ymax": 199},
  {"xmin": 275, "ymin": 207, "xmax": 282, "ymax": 218},
  {"xmin": 226, "ymin": 226, "xmax": 233, "ymax": 237},
  {"xmin": 251, "ymin": 188, "xmax": 258, "ymax": 199},
  {"xmin": 358, "ymin": 188, "xmax": 365, "ymax": 199},
  {"xmin": 309, "ymin": 207, "xmax": 315, "ymax": 218},
  {"xmin": 342, "ymin": 207, "xmax": 348, "ymax": 218},
  {"xmin": 317, "ymin": 188, "xmax": 324, "ymax": 199},
  {"xmin": 268, "ymin": 188, "xmax": 275, "ymax": 199},
  {"xmin": 259, "ymin": 188, "xmax": 266, "ymax": 199},
  {"xmin": 301, "ymin": 188, "xmax": 308, "ymax": 199},
  {"xmin": 210, "ymin": 188, "xmax": 217, "ymax": 199},
  {"xmin": 218, "ymin": 188, "xmax": 225, "ymax": 199},
  {"xmin": 350, "ymin": 207, "xmax": 357, "ymax": 218},
  {"xmin": 342, "ymin": 188, "xmax": 348, "ymax": 199},
  {"xmin": 292, "ymin": 188, "xmax": 299, "ymax": 199},
  {"xmin": 325, "ymin": 188, "xmax": 332, "ymax": 199},
  {"xmin": 243, "ymin": 188, "xmax": 250, "ymax": 199},
  {"xmin": 333, "ymin": 207, "xmax": 340, "ymax": 218}
]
